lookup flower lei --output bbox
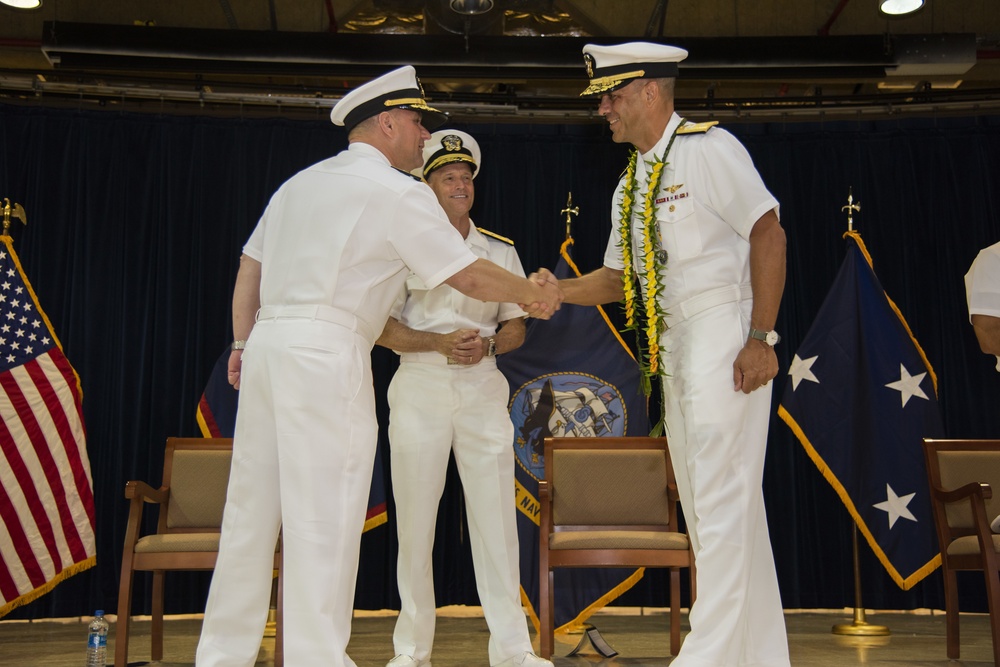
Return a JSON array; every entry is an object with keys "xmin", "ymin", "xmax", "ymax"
[{"xmin": 618, "ymin": 123, "xmax": 683, "ymax": 397}]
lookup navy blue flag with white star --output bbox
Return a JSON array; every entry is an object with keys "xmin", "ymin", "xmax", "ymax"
[
  {"xmin": 497, "ymin": 238, "xmax": 650, "ymax": 632},
  {"xmin": 778, "ymin": 231, "xmax": 943, "ymax": 589}
]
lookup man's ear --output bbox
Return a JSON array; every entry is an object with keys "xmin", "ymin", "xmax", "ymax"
[
  {"xmin": 377, "ymin": 111, "xmax": 393, "ymax": 135},
  {"xmin": 642, "ymin": 80, "xmax": 659, "ymax": 105}
]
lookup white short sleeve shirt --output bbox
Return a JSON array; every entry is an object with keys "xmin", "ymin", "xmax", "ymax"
[
  {"xmin": 603, "ymin": 113, "xmax": 779, "ymax": 313},
  {"xmin": 243, "ymin": 143, "xmax": 477, "ymax": 339}
]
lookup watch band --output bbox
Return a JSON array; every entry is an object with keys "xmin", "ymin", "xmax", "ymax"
[
  {"xmin": 748, "ymin": 328, "xmax": 781, "ymax": 346},
  {"xmin": 231, "ymin": 339, "xmax": 247, "ymax": 351},
  {"xmin": 486, "ymin": 336, "xmax": 497, "ymax": 357}
]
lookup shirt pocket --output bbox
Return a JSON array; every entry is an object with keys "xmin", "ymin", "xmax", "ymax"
[{"xmin": 657, "ymin": 195, "xmax": 702, "ymax": 260}]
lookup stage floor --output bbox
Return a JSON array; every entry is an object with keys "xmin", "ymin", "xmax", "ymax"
[{"xmin": 0, "ymin": 606, "xmax": 994, "ymax": 666}]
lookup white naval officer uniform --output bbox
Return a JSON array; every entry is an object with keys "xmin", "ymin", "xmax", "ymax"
[
  {"xmin": 965, "ymin": 240, "xmax": 1000, "ymax": 371},
  {"xmin": 387, "ymin": 222, "xmax": 532, "ymax": 666},
  {"xmin": 603, "ymin": 113, "xmax": 791, "ymax": 667},
  {"xmin": 195, "ymin": 142, "xmax": 477, "ymax": 667}
]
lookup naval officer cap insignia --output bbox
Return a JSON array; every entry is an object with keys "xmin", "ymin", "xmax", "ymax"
[
  {"xmin": 330, "ymin": 65, "xmax": 449, "ymax": 133},
  {"xmin": 421, "ymin": 129, "xmax": 481, "ymax": 180},
  {"xmin": 580, "ymin": 42, "xmax": 688, "ymax": 97}
]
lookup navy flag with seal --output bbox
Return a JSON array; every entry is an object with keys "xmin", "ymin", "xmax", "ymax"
[
  {"xmin": 778, "ymin": 231, "xmax": 943, "ymax": 589},
  {"xmin": 497, "ymin": 238, "xmax": 651, "ymax": 633}
]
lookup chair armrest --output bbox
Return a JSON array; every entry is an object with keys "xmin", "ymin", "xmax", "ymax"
[
  {"xmin": 931, "ymin": 481, "xmax": 992, "ymax": 503},
  {"xmin": 124, "ymin": 480, "xmax": 168, "ymax": 504}
]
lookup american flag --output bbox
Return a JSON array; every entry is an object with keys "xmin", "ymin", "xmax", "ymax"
[{"xmin": 0, "ymin": 235, "xmax": 95, "ymax": 616}]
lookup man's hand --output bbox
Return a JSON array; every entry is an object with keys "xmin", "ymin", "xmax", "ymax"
[
  {"xmin": 733, "ymin": 339, "xmax": 779, "ymax": 394},
  {"xmin": 228, "ymin": 350, "xmax": 243, "ymax": 390},
  {"xmin": 521, "ymin": 268, "xmax": 564, "ymax": 319},
  {"xmin": 440, "ymin": 328, "xmax": 483, "ymax": 365}
]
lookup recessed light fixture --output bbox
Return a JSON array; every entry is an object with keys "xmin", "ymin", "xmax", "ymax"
[
  {"xmin": 450, "ymin": 0, "xmax": 494, "ymax": 16},
  {"xmin": 0, "ymin": 0, "xmax": 42, "ymax": 8},
  {"xmin": 878, "ymin": 0, "xmax": 925, "ymax": 17}
]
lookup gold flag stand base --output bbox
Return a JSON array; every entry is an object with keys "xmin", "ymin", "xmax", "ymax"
[
  {"xmin": 832, "ymin": 526, "xmax": 890, "ymax": 637},
  {"xmin": 832, "ymin": 607, "xmax": 890, "ymax": 636}
]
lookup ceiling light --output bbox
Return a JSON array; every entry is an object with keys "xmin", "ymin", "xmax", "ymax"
[
  {"xmin": 878, "ymin": 0, "xmax": 925, "ymax": 16},
  {"xmin": 0, "ymin": 0, "xmax": 42, "ymax": 8},
  {"xmin": 449, "ymin": 0, "xmax": 494, "ymax": 15}
]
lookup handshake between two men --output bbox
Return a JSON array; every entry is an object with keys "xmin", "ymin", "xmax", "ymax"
[{"xmin": 520, "ymin": 267, "xmax": 564, "ymax": 320}]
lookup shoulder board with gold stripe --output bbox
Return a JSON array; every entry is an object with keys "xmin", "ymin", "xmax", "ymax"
[
  {"xmin": 479, "ymin": 228, "xmax": 515, "ymax": 245},
  {"xmin": 677, "ymin": 121, "xmax": 719, "ymax": 135}
]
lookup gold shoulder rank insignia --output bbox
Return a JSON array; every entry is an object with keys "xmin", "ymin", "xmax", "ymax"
[
  {"xmin": 479, "ymin": 228, "xmax": 515, "ymax": 245},
  {"xmin": 677, "ymin": 121, "xmax": 719, "ymax": 135}
]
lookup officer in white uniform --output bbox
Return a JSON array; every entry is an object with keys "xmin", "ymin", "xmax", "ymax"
[
  {"xmin": 557, "ymin": 43, "xmax": 791, "ymax": 667},
  {"xmin": 377, "ymin": 131, "xmax": 552, "ymax": 667},
  {"xmin": 965, "ymin": 240, "xmax": 1000, "ymax": 371},
  {"xmin": 195, "ymin": 67, "xmax": 563, "ymax": 667}
]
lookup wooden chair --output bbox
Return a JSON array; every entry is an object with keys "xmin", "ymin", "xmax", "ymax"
[
  {"xmin": 115, "ymin": 437, "xmax": 283, "ymax": 667},
  {"xmin": 923, "ymin": 438, "xmax": 1000, "ymax": 666},
  {"xmin": 538, "ymin": 436, "xmax": 695, "ymax": 659}
]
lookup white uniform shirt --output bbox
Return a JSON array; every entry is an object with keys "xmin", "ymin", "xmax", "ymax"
[
  {"xmin": 390, "ymin": 222, "xmax": 526, "ymax": 343},
  {"xmin": 965, "ymin": 240, "xmax": 1000, "ymax": 370},
  {"xmin": 603, "ymin": 113, "xmax": 779, "ymax": 314},
  {"xmin": 243, "ymin": 142, "xmax": 478, "ymax": 340}
]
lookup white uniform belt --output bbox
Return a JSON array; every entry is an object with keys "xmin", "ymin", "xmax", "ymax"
[
  {"xmin": 400, "ymin": 351, "xmax": 497, "ymax": 368},
  {"xmin": 256, "ymin": 304, "xmax": 373, "ymax": 342},
  {"xmin": 669, "ymin": 283, "xmax": 753, "ymax": 325}
]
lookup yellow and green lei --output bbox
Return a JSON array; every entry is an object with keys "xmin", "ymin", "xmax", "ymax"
[{"xmin": 617, "ymin": 124, "xmax": 682, "ymax": 398}]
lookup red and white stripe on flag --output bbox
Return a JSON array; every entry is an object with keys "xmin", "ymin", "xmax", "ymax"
[{"xmin": 0, "ymin": 235, "xmax": 94, "ymax": 617}]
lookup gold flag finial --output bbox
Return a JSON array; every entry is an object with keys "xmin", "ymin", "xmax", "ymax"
[
  {"xmin": 2, "ymin": 198, "xmax": 28, "ymax": 238},
  {"xmin": 841, "ymin": 187, "xmax": 860, "ymax": 233},
  {"xmin": 561, "ymin": 192, "xmax": 579, "ymax": 241}
]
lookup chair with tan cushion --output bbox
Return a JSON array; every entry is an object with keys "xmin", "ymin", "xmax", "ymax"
[
  {"xmin": 115, "ymin": 437, "xmax": 282, "ymax": 667},
  {"xmin": 538, "ymin": 436, "xmax": 695, "ymax": 659},
  {"xmin": 923, "ymin": 438, "xmax": 1000, "ymax": 667}
]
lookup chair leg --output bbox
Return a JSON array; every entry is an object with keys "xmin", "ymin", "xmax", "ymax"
[
  {"xmin": 151, "ymin": 571, "xmax": 165, "ymax": 661},
  {"xmin": 669, "ymin": 567, "xmax": 681, "ymax": 656},
  {"xmin": 983, "ymin": 565, "xmax": 1000, "ymax": 667},
  {"xmin": 114, "ymin": 567, "xmax": 134, "ymax": 667},
  {"xmin": 275, "ymin": 561, "xmax": 284, "ymax": 667},
  {"xmin": 539, "ymin": 567, "xmax": 554, "ymax": 659},
  {"xmin": 944, "ymin": 568, "xmax": 961, "ymax": 659}
]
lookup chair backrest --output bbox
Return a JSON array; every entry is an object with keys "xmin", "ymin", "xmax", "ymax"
[
  {"xmin": 544, "ymin": 436, "xmax": 675, "ymax": 529},
  {"xmin": 924, "ymin": 439, "xmax": 1000, "ymax": 534},
  {"xmin": 160, "ymin": 437, "xmax": 233, "ymax": 532}
]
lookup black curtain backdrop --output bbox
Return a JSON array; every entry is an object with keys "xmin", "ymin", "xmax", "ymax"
[{"xmin": 2, "ymin": 103, "xmax": 999, "ymax": 621}]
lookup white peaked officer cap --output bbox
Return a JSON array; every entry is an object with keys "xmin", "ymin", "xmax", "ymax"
[
  {"xmin": 330, "ymin": 65, "xmax": 449, "ymax": 132},
  {"xmin": 580, "ymin": 42, "xmax": 688, "ymax": 96},
  {"xmin": 421, "ymin": 129, "xmax": 481, "ymax": 180}
]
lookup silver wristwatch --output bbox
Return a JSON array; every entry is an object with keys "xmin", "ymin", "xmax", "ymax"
[{"xmin": 748, "ymin": 328, "xmax": 781, "ymax": 347}]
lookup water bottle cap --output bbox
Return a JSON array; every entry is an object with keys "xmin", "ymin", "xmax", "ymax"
[{"xmin": 95, "ymin": 610, "xmax": 104, "ymax": 616}]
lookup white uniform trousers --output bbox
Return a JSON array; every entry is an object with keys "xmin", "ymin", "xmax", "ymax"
[
  {"xmin": 196, "ymin": 317, "xmax": 376, "ymax": 667},
  {"xmin": 388, "ymin": 361, "xmax": 532, "ymax": 666},
  {"xmin": 661, "ymin": 300, "xmax": 790, "ymax": 667}
]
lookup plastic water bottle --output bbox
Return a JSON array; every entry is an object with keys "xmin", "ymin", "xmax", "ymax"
[{"xmin": 85, "ymin": 610, "xmax": 109, "ymax": 667}]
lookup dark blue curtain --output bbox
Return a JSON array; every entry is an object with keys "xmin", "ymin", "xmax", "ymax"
[{"xmin": 1, "ymin": 102, "xmax": 998, "ymax": 619}]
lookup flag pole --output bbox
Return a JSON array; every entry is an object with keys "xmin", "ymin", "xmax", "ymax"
[
  {"xmin": 1, "ymin": 198, "xmax": 28, "ymax": 238},
  {"xmin": 832, "ymin": 525, "xmax": 890, "ymax": 636},
  {"xmin": 830, "ymin": 188, "xmax": 890, "ymax": 638},
  {"xmin": 561, "ymin": 192, "xmax": 579, "ymax": 242}
]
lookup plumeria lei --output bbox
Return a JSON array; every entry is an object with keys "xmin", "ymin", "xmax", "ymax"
[{"xmin": 618, "ymin": 123, "xmax": 683, "ymax": 398}]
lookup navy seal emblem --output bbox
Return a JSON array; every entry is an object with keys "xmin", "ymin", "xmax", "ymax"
[{"xmin": 508, "ymin": 371, "xmax": 627, "ymax": 482}]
